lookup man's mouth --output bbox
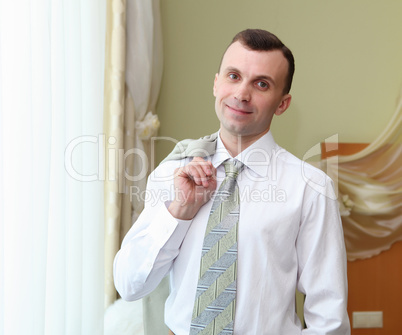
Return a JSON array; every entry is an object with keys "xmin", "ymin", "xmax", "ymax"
[{"xmin": 225, "ymin": 104, "xmax": 252, "ymax": 114}]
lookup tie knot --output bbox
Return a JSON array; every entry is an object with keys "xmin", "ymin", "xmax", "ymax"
[{"xmin": 223, "ymin": 160, "xmax": 244, "ymax": 179}]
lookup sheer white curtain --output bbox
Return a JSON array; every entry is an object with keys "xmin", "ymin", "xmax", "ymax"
[{"xmin": 0, "ymin": 1, "xmax": 106, "ymax": 334}]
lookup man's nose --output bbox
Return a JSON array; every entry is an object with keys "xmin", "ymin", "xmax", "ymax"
[{"xmin": 234, "ymin": 83, "xmax": 251, "ymax": 102}]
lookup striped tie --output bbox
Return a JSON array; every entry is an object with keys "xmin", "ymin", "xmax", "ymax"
[{"xmin": 190, "ymin": 160, "xmax": 244, "ymax": 335}]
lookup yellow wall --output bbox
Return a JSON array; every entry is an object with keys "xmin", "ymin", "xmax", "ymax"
[{"xmin": 156, "ymin": 0, "xmax": 402, "ymax": 163}]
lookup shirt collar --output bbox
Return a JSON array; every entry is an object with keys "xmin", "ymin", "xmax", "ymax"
[
  {"xmin": 211, "ymin": 131, "xmax": 278, "ymax": 178},
  {"xmin": 211, "ymin": 132, "xmax": 231, "ymax": 168}
]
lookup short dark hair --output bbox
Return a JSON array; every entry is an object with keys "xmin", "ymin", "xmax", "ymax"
[{"xmin": 220, "ymin": 29, "xmax": 295, "ymax": 94}]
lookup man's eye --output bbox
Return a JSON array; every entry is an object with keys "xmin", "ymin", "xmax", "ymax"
[
  {"xmin": 229, "ymin": 73, "xmax": 239, "ymax": 80},
  {"xmin": 257, "ymin": 81, "xmax": 268, "ymax": 88}
]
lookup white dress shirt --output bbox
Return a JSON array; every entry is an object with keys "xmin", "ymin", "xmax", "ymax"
[{"xmin": 113, "ymin": 131, "xmax": 350, "ymax": 335}]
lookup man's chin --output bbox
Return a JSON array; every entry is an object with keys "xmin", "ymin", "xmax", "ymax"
[
  {"xmin": 220, "ymin": 124, "xmax": 251, "ymax": 138},
  {"xmin": 220, "ymin": 123, "xmax": 270, "ymax": 142}
]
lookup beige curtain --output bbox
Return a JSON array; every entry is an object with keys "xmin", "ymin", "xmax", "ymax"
[
  {"xmin": 322, "ymin": 92, "xmax": 402, "ymax": 261},
  {"xmin": 103, "ymin": 0, "xmax": 163, "ymax": 310},
  {"xmin": 104, "ymin": 0, "xmax": 127, "ymax": 308}
]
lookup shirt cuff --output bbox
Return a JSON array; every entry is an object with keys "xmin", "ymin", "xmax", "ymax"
[{"xmin": 147, "ymin": 201, "xmax": 193, "ymax": 251}]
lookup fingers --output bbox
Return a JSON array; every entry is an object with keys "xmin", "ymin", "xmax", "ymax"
[
  {"xmin": 178, "ymin": 157, "xmax": 216, "ymax": 188},
  {"xmin": 185, "ymin": 158, "xmax": 213, "ymax": 188},
  {"xmin": 191, "ymin": 157, "xmax": 215, "ymax": 180}
]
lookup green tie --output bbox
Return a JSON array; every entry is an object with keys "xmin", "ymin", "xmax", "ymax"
[{"xmin": 190, "ymin": 160, "xmax": 244, "ymax": 335}]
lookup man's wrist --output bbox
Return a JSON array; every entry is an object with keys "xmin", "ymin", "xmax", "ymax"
[{"xmin": 168, "ymin": 200, "xmax": 199, "ymax": 220}]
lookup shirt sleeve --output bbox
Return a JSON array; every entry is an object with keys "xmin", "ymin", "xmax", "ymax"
[
  {"xmin": 113, "ymin": 167, "xmax": 192, "ymax": 301},
  {"xmin": 297, "ymin": 176, "xmax": 351, "ymax": 334}
]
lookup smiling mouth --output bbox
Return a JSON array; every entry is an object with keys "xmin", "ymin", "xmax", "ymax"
[{"xmin": 226, "ymin": 104, "xmax": 252, "ymax": 114}]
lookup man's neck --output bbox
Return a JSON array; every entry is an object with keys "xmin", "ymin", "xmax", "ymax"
[{"xmin": 219, "ymin": 129, "xmax": 270, "ymax": 157}]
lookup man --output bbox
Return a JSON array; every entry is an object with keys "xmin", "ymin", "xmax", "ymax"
[{"xmin": 114, "ymin": 29, "xmax": 350, "ymax": 334}]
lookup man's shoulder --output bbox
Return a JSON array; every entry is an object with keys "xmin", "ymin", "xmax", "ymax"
[
  {"xmin": 275, "ymin": 145, "xmax": 330, "ymax": 185},
  {"xmin": 273, "ymin": 148, "xmax": 337, "ymax": 201},
  {"xmin": 152, "ymin": 156, "xmax": 191, "ymax": 177}
]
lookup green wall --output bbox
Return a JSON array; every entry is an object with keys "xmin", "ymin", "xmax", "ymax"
[{"xmin": 155, "ymin": 0, "xmax": 402, "ymax": 163}]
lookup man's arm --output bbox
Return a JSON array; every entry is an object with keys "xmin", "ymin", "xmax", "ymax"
[
  {"xmin": 297, "ymin": 177, "xmax": 350, "ymax": 334},
  {"xmin": 113, "ymin": 157, "xmax": 216, "ymax": 301}
]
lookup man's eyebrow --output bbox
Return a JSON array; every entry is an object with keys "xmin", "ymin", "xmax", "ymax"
[{"xmin": 224, "ymin": 66, "xmax": 240, "ymax": 73}]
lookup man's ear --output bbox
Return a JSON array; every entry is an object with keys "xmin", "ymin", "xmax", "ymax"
[
  {"xmin": 275, "ymin": 94, "xmax": 292, "ymax": 116},
  {"xmin": 213, "ymin": 73, "xmax": 218, "ymax": 97}
]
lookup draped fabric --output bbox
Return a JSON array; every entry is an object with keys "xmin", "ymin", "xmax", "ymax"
[
  {"xmin": 0, "ymin": 1, "xmax": 105, "ymax": 334},
  {"xmin": 125, "ymin": 0, "xmax": 163, "ymax": 233},
  {"xmin": 322, "ymin": 92, "xmax": 402, "ymax": 261},
  {"xmin": 103, "ymin": 0, "xmax": 128, "ymax": 309},
  {"xmin": 103, "ymin": 0, "xmax": 163, "ymax": 309}
]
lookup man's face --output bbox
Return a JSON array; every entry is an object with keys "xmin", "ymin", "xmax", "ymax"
[{"xmin": 213, "ymin": 41, "xmax": 291, "ymax": 143}]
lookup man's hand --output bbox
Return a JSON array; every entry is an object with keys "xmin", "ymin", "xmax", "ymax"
[{"xmin": 168, "ymin": 157, "xmax": 217, "ymax": 220}]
